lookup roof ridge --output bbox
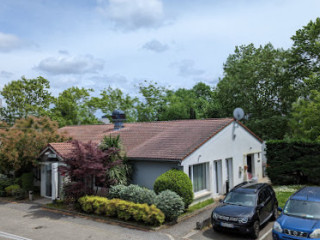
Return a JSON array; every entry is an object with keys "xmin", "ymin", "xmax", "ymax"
[{"xmin": 59, "ymin": 118, "xmax": 234, "ymax": 128}]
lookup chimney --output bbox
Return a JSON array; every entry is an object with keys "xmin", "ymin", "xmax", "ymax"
[{"xmin": 111, "ymin": 109, "xmax": 126, "ymax": 130}]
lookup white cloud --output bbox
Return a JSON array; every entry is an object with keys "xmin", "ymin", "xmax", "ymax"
[
  {"xmin": 0, "ymin": 71, "xmax": 13, "ymax": 79},
  {"xmin": 143, "ymin": 39, "xmax": 169, "ymax": 52},
  {"xmin": 97, "ymin": 0, "xmax": 164, "ymax": 30},
  {"xmin": 0, "ymin": 32, "xmax": 25, "ymax": 52},
  {"xmin": 36, "ymin": 55, "xmax": 104, "ymax": 75},
  {"xmin": 58, "ymin": 50, "xmax": 69, "ymax": 55},
  {"xmin": 173, "ymin": 59, "xmax": 205, "ymax": 77}
]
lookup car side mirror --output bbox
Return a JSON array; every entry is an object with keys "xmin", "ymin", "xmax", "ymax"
[
  {"xmin": 278, "ymin": 207, "xmax": 283, "ymax": 212},
  {"xmin": 219, "ymin": 199, "xmax": 223, "ymax": 203}
]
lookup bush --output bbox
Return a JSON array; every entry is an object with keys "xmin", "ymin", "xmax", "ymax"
[
  {"xmin": 21, "ymin": 172, "xmax": 34, "ymax": 191},
  {"xmin": 63, "ymin": 182, "xmax": 94, "ymax": 204},
  {"xmin": 0, "ymin": 175, "xmax": 14, "ymax": 191},
  {"xmin": 5, "ymin": 184, "xmax": 21, "ymax": 196},
  {"xmin": 154, "ymin": 169, "xmax": 193, "ymax": 208},
  {"xmin": 108, "ymin": 184, "xmax": 157, "ymax": 205},
  {"xmin": 266, "ymin": 140, "xmax": 320, "ymax": 185},
  {"xmin": 155, "ymin": 190, "xmax": 185, "ymax": 221},
  {"xmin": 78, "ymin": 195, "xmax": 165, "ymax": 226},
  {"xmin": 108, "ymin": 185, "xmax": 127, "ymax": 199}
]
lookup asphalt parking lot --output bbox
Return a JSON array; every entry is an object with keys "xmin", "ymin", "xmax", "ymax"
[
  {"xmin": 0, "ymin": 199, "xmax": 274, "ymax": 240},
  {"xmin": 183, "ymin": 221, "xmax": 274, "ymax": 240}
]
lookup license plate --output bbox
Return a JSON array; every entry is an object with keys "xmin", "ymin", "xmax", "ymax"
[{"xmin": 220, "ymin": 222, "xmax": 234, "ymax": 228}]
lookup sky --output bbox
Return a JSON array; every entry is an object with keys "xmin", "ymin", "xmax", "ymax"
[{"xmin": 0, "ymin": 0, "xmax": 320, "ymax": 100}]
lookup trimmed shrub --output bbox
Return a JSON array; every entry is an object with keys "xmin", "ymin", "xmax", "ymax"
[
  {"xmin": 5, "ymin": 184, "xmax": 21, "ymax": 196},
  {"xmin": 78, "ymin": 195, "xmax": 165, "ymax": 226},
  {"xmin": 154, "ymin": 169, "xmax": 193, "ymax": 208},
  {"xmin": 108, "ymin": 184, "xmax": 157, "ymax": 205},
  {"xmin": 108, "ymin": 185, "xmax": 127, "ymax": 199},
  {"xmin": 155, "ymin": 190, "xmax": 185, "ymax": 221},
  {"xmin": 21, "ymin": 172, "xmax": 34, "ymax": 191}
]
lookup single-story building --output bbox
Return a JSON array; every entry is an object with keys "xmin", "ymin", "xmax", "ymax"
[{"xmin": 38, "ymin": 117, "xmax": 264, "ymax": 203}]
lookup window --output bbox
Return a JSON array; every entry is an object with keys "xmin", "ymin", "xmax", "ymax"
[
  {"xmin": 189, "ymin": 163, "xmax": 208, "ymax": 192},
  {"xmin": 258, "ymin": 190, "xmax": 267, "ymax": 204}
]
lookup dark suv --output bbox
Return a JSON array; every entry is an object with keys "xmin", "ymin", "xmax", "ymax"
[{"xmin": 211, "ymin": 182, "xmax": 278, "ymax": 239}]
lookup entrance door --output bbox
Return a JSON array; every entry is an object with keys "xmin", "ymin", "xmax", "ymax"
[
  {"xmin": 45, "ymin": 164, "xmax": 52, "ymax": 197},
  {"xmin": 246, "ymin": 154, "xmax": 255, "ymax": 180},
  {"xmin": 214, "ymin": 160, "xmax": 223, "ymax": 194},
  {"xmin": 226, "ymin": 158, "xmax": 233, "ymax": 190}
]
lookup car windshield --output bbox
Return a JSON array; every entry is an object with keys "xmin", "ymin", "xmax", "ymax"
[
  {"xmin": 224, "ymin": 192, "xmax": 256, "ymax": 207},
  {"xmin": 283, "ymin": 200, "xmax": 320, "ymax": 220}
]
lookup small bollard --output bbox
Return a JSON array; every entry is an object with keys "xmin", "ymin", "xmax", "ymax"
[{"xmin": 29, "ymin": 190, "xmax": 33, "ymax": 201}]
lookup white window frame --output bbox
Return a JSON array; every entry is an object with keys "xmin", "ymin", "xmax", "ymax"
[{"xmin": 189, "ymin": 162, "xmax": 209, "ymax": 193}]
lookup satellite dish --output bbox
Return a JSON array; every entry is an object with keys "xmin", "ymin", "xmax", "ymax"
[{"xmin": 233, "ymin": 108, "xmax": 244, "ymax": 120}]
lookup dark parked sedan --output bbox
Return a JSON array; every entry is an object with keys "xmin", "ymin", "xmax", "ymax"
[{"xmin": 211, "ymin": 182, "xmax": 278, "ymax": 239}]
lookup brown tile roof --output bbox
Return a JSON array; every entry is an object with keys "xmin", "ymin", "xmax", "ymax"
[{"xmin": 51, "ymin": 118, "xmax": 238, "ymax": 161}]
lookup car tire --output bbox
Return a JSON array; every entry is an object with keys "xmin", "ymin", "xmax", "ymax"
[
  {"xmin": 271, "ymin": 205, "xmax": 279, "ymax": 220},
  {"xmin": 251, "ymin": 220, "xmax": 260, "ymax": 239}
]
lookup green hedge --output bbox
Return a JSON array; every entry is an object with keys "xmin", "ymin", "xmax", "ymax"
[
  {"xmin": 5, "ymin": 184, "xmax": 21, "ymax": 196},
  {"xmin": 266, "ymin": 140, "xmax": 320, "ymax": 185},
  {"xmin": 78, "ymin": 196, "xmax": 165, "ymax": 226},
  {"xmin": 154, "ymin": 169, "xmax": 193, "ymax": 208},
  {"xmin": 21, "ymin": 172, "xmax": 34, "ymax": 191},
  {"xmin": 108, "ymin": 184, "xmax": 157, "ymax": 205}
]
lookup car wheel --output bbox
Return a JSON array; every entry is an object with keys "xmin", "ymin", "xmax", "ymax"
[
  {"xmin": 271, "ymin": 205, "xmax": 279, "ymax": 220},
  {"xmin": 251, "ymin": 221, "xmax": 260, "ymax": 239}
]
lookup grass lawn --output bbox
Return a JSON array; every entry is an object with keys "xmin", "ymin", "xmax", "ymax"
[
  {"xmin": 273, "ymin": 185, "xmax": 305, "ymax": 208},
  {"xmin": 182, "ymin": 198, "xmax": 214, "ymax": 216}
]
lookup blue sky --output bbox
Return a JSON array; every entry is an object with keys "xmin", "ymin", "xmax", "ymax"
[{"xmin": 0, "ymin": 0, "xmax": 320, "ymax": 99}]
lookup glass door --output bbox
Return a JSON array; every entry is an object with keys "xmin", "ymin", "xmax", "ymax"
[{"xmin": 45, "ymin": 164, "xmax": 52, "ymax": 197}]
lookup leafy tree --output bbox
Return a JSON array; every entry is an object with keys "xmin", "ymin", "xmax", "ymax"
[
  {"xmin": 0, "ymin": 116, "xmax": 66, "ymax": 175},
  {"xmin": 99, "ymin": 135, "xmax": 131, "ymax": 186},
  {"xmin": 290, "ymin": 18, "xmax": 320, "ymax": 95},
  {"xmin": 289, "ymin": 90, "xmax": 320, "ymax": 141},
  {"xmin": 216, "ymin": 43, "xmax": 298, "ymax": 139},
  {"xmin": 59, "ymin": 140, "xmax": 123, "ymax": 202},
  {"xmin": 0, "ymin": 76, "xmax": 53, "ymax": 124},
  {"xmin": 159, "ymin": 89, "xmax": 195, "ymax": 121},
  {"xmin": 50, "ymin": 87, "xmax": 99, "ymax": 127},
  {"xmin": 95, "ymin": 86, "xmax": 138, "ymax": 122},
  {"xmin": 137, "ymin": 80, "xmax": 168, "ymax": 122}
]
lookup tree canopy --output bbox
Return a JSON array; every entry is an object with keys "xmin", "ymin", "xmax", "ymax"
[
  {"xmin": 50, "ymin": 87, "xmax": 99, "ymax": 127},
  {"xmin": 289, "ymin": 90, "xmax": 320, "ymax": 141},
  {"xmin": 0, "ymin": 76, "xmax": 53, "ymax": 124},
  {"xmin": 0, "ymin": 116, "xmax": 66, "ymax": 175}
]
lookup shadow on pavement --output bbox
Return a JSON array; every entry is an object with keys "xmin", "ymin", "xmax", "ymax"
[{"xmin": 202, "ymin": 227, "xmax": 253, "ymax": 240}]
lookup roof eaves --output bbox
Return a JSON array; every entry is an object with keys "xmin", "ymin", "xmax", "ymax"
[
  {"xmin": 128, "ymin": 157, "xmax": 182, "ymax": 162},
  {"xmin": 39, "ymin": 143, "xmax": 65, "ymax": 161},
  {"xmin": 181, "ymin": 118, "xmax": 234, "ymax": 161}
]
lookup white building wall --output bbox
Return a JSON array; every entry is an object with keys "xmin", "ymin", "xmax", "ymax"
[{"xmin": 182, "ymin": 122, "xmax": 263, "ymax": 202}]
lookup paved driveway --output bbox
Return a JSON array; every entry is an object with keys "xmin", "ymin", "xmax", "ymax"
[
  {"xmin": 0, "ymin": 201, "xmax": 171, "ymax": 240},
  {"xmin": 0, "ymin": 200, "xmax": 274, "ymax": 240}
]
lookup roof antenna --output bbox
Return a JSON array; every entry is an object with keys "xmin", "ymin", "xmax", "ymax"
[{"xmin": 232, "ymin": 108, "xmax": 244, "ymax": 140}]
